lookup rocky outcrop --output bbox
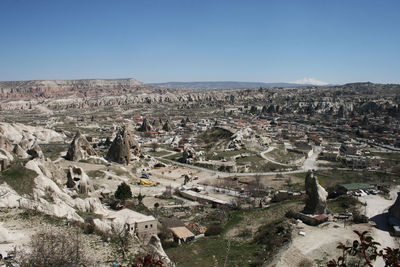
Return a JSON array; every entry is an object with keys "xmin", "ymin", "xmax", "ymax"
[
  {"xmin": 65, "ymin": 131, "xmax": 97, "ymax": 161},
  {"xmin": 19, "ymin": 137, "xmax": 33, "ymax": 150},
  {"xmin": 181, "ymin": 147, "xmax": 195, "ymax": 163},
  {"xmin": 148, "ymin": 235, "xmax": 175, "ymax": 266},
  {"xmin": 138, "ymin": 118, "xmax": 152, "ymax": 132},
  {"xmin": 0, "ymin": 135, "xmax": 13, "ymax": 152},
  {"xmin": 389, "ymin": 192, "xmax": 400, "ymax": 221},
  {"xmin": 66, "ymin": 166, "xmax": 92, "ymax": 194},
  {"xmin": 152, "ymin": 118, "xmax": 162, "ymax": 130},
  {"xmin": 303, "ymin": 171, "xmax": 328, "ymax": 214},
  {"xmin": 106, "ymin": 127, "xmax": 142, "ymax": 164},
  {"xmin": 0, "ymin": 122, "xmax": 65, "ymax": 143},
  {"xmin": 0, "ymin": 149, "xmax": 13, "ymax": 171},
  {"xmin": 0, "ymin": 78, "xmax": 144, "ymax": 100},
  {"xmin": 13, "ymin": 144, "xmax": 29, "ymax": 159},
  {"xmin": 162, "ymin": 120, "xmax": 173, "ymax": 132},
  {"xmin": 27, "ymin": 142, "xmax": 44, "ymax": 159}
]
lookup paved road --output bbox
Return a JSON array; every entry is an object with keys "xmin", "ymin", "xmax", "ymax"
[{"xmin": 155, "ymin": 156, "xmax": 333, "ymax": 177}]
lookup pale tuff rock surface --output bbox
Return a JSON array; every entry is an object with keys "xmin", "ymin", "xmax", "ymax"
[
  {"xmin": 106, "ymin": 126, "xmax": 142, "ymax": 164},
  {"xmin": 65, "ymin": 131, "xmax": 97, "ymax": 161},
  {"xmin": 0, "ymin": 184, "xmax": 21, "ymax": 208},
  {"xmin": 182, "ymin": 147, "xmax": 196, "ymax": 163},
  {"xmin": 0, "ymin": 122, "xmax": 65, "ymax": 143},
  {"xmin": 27, "ymin": 141, "xmax": 44, "ymax": 159},
  {"xmin": 13, "ymin": 144, "xmax": 30, "ymax": 159},
  {"xmin": 148, "ymin": 235, "xmax": 175, "ymax": 266},
  {"xmin": 66, "ymin": 166, "xmax": 93, "ymax": 194},
  {"xmin": 0, "ymin": 135, "xmax": 13, "ymax": 152},
  {"xmin": 303, "ymin": 171, "xmax": 328, "ymax": 214},
  {"xmin": 19, "ymin": 136, "xmax": 34, "ymax": 150}
]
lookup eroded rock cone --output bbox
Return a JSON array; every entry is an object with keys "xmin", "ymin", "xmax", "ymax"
[
  {"xmin": 303, "ymin": 171, "xmax": 328, "ymax": 214},
  {"xmin": 138, "ymin": 118, "xmax": 152, "ymax": 132},
  {"xmin": 162, "ymin": 120, "xmax": 173, "ymax": 132},
  {"xmin": 107, "ymin": 127, "xmax": 142, "ymax": 164},
  {"xmin": 19, "ymin": 137, "xmax": 33, "ymax": 150},
  {"xmin": 65, "ymin": 131, "xmax": 97, "ymax": 161},
  {"xmin": 66, "ymin": 166, "xmax": 92, "ymax": 194},
  {"xmin": 389, "ymin": 192, "xmax": 400, "ymax": 220},
  {"xmin": 0, "ymin": 135, "xmax": 13, "ymax": 152},
  {"xmin": 152, "ymin": 119, "xmax": 162, "ymax": 130},
  {"xmin": 181, "ymin": 147, "xmax": 195, "ymax": 163},
  {"xmin": 27, "ymin": 142, "xmax": 43, "ymax": 159},
  {"xmin": 13, "ymin": 144, "xmax": 29, "ymax": 159}
]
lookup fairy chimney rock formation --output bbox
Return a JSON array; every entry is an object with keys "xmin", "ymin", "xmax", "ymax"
[
  {"xmin": 138, "ymin": 118, "xmax": 152, "ymax": 132},
  {"xmin": 27, "ymin": 142, "xmax": 44, "ymax": 159},
  {"xmin": 66, "ymin": 166, "xmax": 92, "ymax": 194},
  {"xmin": 106, "ymin": 127, "xmax": 142, "ymax": 165},
  {"xmin": 162, "ymin": 120, "xmax": 173, "ymax": 132},
  {"xmin": 152, "ymin": 119, "xmax": 162, "ymax": 130},
  {"xmin": 303, "ymin": 171, "xmax": 328, "ymax": 214},
  {"xmin": 65, "ymin": 131, "xmax": 97, "ymax": 161}
]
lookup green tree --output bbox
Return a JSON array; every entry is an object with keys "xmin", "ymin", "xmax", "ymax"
[{"xmin": 115, "ymin": 182, "xmax": 132, "ymax": 200}]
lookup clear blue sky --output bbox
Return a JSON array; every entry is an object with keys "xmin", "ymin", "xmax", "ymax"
[{"xmin": 0, "ymin": 0, "xmax": 399, "ymax": 84}]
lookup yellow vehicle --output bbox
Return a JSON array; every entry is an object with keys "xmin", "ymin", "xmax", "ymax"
[{"xmin": 140, "ymin": 179, "xmax": 154, "ymax": 186}]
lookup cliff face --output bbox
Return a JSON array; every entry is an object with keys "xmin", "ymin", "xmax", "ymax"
[{"xmin": 0, "ymin": 78, "xmax": 144, "ymax": 100}]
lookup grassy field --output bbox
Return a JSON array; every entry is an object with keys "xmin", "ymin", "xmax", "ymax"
[
  {"xmin": 147, "ymin": 150, "xmax": 172, "ymax": 157},
  {"xmin": 328, "ymin": 195, "xmax": 362, "ymax": 213},
  {"xmin": 40, "ymin": 143, "xmax": 68, "ymax": 160},
  {"xmin": 205, "ymin": 149, "xmax": 252, "ymax": 161},
  {"xmin": 165, "ymin": 200, "xmax": 303, "ymax": 267},
  {"xmin": 166, "ymin": 236, "xmax": 261, "ymax": 267},
  {"xmin": 264, "ymin": 145, "xmax": 304, "ymax": 164},
  {"xmin": 0, "ymin": 160, "xmax": 37, "ymax": 196},
  {"xmin": 234, "ymin": 154, "xmax": 290, "ymax": 172},
  {"xmin": 165, "ymin": 152, "xmax": 183, "ymax": 161},
  {"xmin": 249, "ymin": 161, "xmax": 292, "ymax": 172}
]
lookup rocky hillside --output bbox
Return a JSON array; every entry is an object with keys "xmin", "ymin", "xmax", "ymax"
[{"xmin": 0, "ymin": 78, "xmax": 145, "ymax": 100}]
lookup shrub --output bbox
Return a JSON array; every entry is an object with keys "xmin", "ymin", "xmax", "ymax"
[
  {"xmin": 115, "ymin": 182, "xmax": 132, "ymax": 200},
  {"xmin": 17, "ymin": 229, "xmax": 94, "ymax": 267},
  {"xmin": 161, "ymin": 240, "xmax": 178, "ymax": 249},
  {"xmin": 236, "ymin": 227, "xmax": 252, "ymax": 238},
  {"xmin": 204, "ymin": 224, "xmax": 223, "ymax": 236},
  {"xmin": 84, "ymin": 217, "xmax": 95, "ymax": 234},
  {"xmin": 353, "ymin": 212, "xmax": 369, "ymax": 224},
  {"xmin": 285, "ymin": 209, "xmax": 297, "ymax": 219}
]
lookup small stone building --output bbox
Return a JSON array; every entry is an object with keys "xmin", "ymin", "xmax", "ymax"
[
  {"xmin": 170, "ymin": 226, "xmax": 195, "ymax": 244},
  {"xmin": 111, "ymin": 209, "xmax": 157, "ymax": 242}
]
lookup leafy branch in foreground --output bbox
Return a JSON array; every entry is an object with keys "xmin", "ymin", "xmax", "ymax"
[{"xmin": 327, "ymin": 230, "xmax": 400, "ymax": 267}]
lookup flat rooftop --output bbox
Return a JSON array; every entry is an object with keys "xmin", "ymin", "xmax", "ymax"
[{"xmin": 108, "ymin": 208, "xmax": 155, "ymax": 223}]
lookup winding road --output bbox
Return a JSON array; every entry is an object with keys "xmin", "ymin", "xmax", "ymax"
[{"xmin": 154, "ymin": 145, "xmax": 330, "ymax": 177}]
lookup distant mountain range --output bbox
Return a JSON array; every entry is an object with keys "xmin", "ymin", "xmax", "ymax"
[{"xmin": 147, "ymin": 81, "xmax": 330, "ymax": 89}]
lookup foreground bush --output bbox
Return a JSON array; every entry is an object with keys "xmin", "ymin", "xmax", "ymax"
[
  {"xmin": 18, "ymin": 229, "xmax": 94, "ymax": 267},
  {"xmin": 328, "ymin": 230, "xmax": 400, "ymax": 267},
  {"xmin": 205, "ymin": 223, "xmax": 223, "ymax": 236}
]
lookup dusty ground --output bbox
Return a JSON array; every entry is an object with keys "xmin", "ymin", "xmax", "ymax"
[{"xmin": 272, "ymin": 188, "xmax": 400, "ymax": 267}]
